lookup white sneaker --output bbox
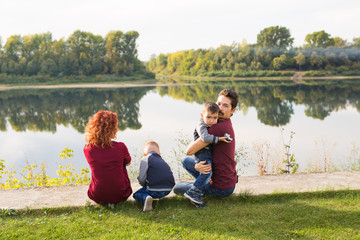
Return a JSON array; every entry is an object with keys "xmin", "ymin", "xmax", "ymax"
[{"xmin": 143, "ymin": 196, "xmax": 153, "ymax": 212}]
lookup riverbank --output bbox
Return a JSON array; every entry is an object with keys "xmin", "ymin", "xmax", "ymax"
[
  {"xmin": 1, "ymin": 75, "xmax": 359, "ymax": 91},
  {"xmin": 0, "ymin": 82, "xmax": 195, "ymax": 91},
  {"xmin": 157, "ymin": 72, "xmax": 360, "ymax": 83},
  {"xmin": 1, "ymin": 72, "xmax": 360, "ymax": 90},
  {"xmin": 1, "ymin": 171, "xmax": 359, "ymax": 210}
]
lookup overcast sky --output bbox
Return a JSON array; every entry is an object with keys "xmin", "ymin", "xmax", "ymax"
[{"xmin": 1, "ymin": 0, "xmax": 359, "ymax": 61}]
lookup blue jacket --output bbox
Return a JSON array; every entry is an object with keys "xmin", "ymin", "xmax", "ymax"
[{"xmin": 137, "ymin": 151, "xmax": 175, "ymax": 191}]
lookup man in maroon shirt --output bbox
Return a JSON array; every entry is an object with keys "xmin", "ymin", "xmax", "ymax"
[{"xmin": 173, "ymin": 89, "xmax": 238, "ymax": 205}]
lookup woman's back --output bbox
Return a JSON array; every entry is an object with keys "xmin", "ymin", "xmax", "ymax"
[{"xmin": 84, "ymin": 141, "xmax": 132, "ymax": 204}]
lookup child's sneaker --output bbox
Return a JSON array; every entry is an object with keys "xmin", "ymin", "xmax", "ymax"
[
  {"xmin": 143, "ymin": 196, "xmax": 153, "ymax": 212},
  {"xmin": 184, "ymin": 186, "xmax": 203, "ymax": 204}
]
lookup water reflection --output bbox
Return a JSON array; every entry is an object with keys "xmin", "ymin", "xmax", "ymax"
[
  {"xmin": 158, "ymin": 79, "xmax": 360, "ymax": 126},
  {"xmin": 0, "ymin": 87, "xmax": 153, "ymax": 133},
  {"xmin": 0, "ymin": 79, "xmax": 359, "ymax": 133}
]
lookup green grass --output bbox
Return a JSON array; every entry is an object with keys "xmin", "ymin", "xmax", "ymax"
[{"xmin": 1, "ymin": 190, "xmax": 360, "ymax": 239}]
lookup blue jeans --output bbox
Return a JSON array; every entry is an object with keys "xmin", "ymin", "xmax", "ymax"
[
  {"xmin": 174, "ymin": 156, "xmax": 235, "ymax": 197},
  {"xmin": 193, "ymin": 148, "xmax": 212, "ymax": 191},
  {"xmin": 133, "ymin": 187, "xmax": 171, "ymax": 205}
]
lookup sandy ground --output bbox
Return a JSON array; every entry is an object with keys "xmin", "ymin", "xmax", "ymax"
[{"xmin": 1, "ymin": 171, "xmax": 359, "ymax": 210}]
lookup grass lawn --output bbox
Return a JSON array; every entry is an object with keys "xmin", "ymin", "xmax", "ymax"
[{"xmin": 1, "ymin": 190, "xmax": 360, "ymax": 239}]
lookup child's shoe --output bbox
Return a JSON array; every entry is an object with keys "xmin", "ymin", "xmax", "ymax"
[
  {"xmin": 184, "ymin": 186, "xmax": 203, "ymax": 204},
  {"xmin": 143, "ymin": 196, "xmax": 153, "ymax": 212}
]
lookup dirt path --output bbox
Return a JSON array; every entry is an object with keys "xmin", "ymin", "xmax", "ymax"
[{"xmin": 1, "ymin": 171, "xmax": 359, "ymax": 210}]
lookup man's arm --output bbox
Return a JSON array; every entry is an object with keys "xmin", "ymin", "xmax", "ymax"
[{"xmin": 186, "ymin": 138, "xmax": 210, "ymax": 155}]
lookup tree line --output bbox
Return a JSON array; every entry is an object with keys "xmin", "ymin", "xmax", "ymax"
[
  {"xmin": 147, "ymin": 26, "xmax": 360, "ymax": 77},
  {"xmin": 0, "ymin": 30, "xmax": 148, "ymax": 77}
]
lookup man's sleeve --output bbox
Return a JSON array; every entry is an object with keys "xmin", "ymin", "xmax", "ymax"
[{"xmin": 137, "ymin": 157, "xmax": 149, "ymax": 186}]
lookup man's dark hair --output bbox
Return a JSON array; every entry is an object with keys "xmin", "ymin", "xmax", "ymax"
[
  {"xmin": 219, "ymin": 89, "xmax": 239, "ymax": 109},
  {"xmin": 203, "ymin": 101, "xmax": 220, "ymax": 114}
]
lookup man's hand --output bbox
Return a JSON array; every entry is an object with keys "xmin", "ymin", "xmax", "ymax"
[{"xmin": 195, "ymin": 161, "xmax": 212, "ymax": 174}]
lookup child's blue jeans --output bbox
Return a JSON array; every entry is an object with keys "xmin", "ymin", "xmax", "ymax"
[
  {"xmin": 133, "ymin": 187, "xmax": 171, "ymax": 205},
  {"xmin": 191, "ymin": 148, "xmax": 213, "ymax": 191}
]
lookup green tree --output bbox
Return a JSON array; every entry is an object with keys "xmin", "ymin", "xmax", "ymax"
[
  {"xmin": 333, "ymin": 37, "xmax": 348, "ymax": 48},
  {"xmin": 256, "ymin": 26, "xmax": 294, "ymax": 49},
  {"xmin": 104, "ymin": 31, "xmax": 125, "ymax": 74},
  {"xmin": 4, "ymin": 35, "xmax": 23, "ymax": 63},
  {"xmin": 52, "ymin": 38, "xmax": 72, "ymax": 76},
  {"xmin": 294, "ymin": 52, "xmax": 305, "ymax": 70},
  {"xmin": 309, "ymin": 51, "xmax": 325, "ymax": 69},
  {"xmin": 67, "ymin": 30, "xmax": 104, "ymax": 75},
  {"xmin": 122, "ymin": 31, "xmax": 140, "ymax": 73},
  {"xmin": 272, "ymin": 54, "xmax": 287, "ymax": 70},
  {"xmin": 352, "ymin": 37, "xmax": 360, "ymax": 47},
  {"xmin": 305, "ymin": 30, "xmax": 335, "ymax": 48},
  {"xmin": 22, "ymin": 32, "xmax": 53, "ymax": 75}
]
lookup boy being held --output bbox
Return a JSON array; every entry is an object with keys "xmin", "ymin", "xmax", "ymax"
[
  {"xmin": 133, "ymin": 141, "xmax": 175, "ymax": 212},
  {"xmin": 184, "ymin": 102, "xmax": 231, "ymax": 205}
]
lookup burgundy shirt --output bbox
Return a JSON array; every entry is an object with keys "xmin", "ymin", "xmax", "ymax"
[
  {"xmin": 208, "ymin": 118, "xmax": 237, "ymax": 190},
  {"xmin": 84, "ymin": 141, "xmax": 132, "ymax": 204}
]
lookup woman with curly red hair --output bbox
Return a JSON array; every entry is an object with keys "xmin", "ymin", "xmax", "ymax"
[{"xmin": 84, "ymin": 110, "xmax": 132, "ymax": 204}]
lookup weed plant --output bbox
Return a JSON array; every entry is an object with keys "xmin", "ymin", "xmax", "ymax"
[{"xmin": 0, "ymin": 148, "xmax": 90, "ymax": 189}]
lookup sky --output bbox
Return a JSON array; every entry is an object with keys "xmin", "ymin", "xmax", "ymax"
[{"xmin": 1, "ymin": 0, "xmax": 359, "ymax": 61}]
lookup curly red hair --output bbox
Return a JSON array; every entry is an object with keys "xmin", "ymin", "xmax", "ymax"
[{"xmin": 85, "ymin": 110, "xmax": 118, "ymax": 148}]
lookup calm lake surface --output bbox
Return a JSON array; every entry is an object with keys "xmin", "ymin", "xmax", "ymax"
[{"xmin": 1, "ymin": 79, "xmax": 360, "ymax": 179}]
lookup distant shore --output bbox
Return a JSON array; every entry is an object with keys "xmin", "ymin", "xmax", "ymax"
[
  {"xmin": 0, "ymin": 82, "xmax": 195, "ymax": 91},
  {"xmin": 157, "ymin": 74, "xmax": 360, "ymax": 82},
  {"xmin": 1, "ymin": 74, "xmax": 359, "ymax": 91}
]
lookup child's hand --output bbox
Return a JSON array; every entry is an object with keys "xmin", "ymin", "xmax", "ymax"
[{"xmin": 219, "ymin": 136, "xmax": 231, "ymax": 143}]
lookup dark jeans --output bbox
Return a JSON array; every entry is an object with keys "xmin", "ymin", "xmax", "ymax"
[
  {"xmin": 193, "ymin": 148, "xmax": 212, "ymax": 190},
  {"xmin": 173, "ymin": 156, "xmax": 235, "ymax": 197},
  {"xmin": 133, "ymin": 187, "xmax": 171, "ymax": 205}
]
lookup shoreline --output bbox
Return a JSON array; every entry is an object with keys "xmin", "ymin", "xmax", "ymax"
[
  {"xmin": 1, "ymin": 74, "xmax": 359, "ymax": 91},
  {"xmin": 0, "ymin": 82, "xmax": 195, "ymax": 91},
  {"xmin": 157, "ymin": 74, "xmax": 360, "ymax": 82}
]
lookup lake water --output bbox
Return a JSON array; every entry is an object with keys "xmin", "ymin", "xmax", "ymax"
[{"xmin": 1, "ymin": 79, "xmax": 360, "ymax": 180}]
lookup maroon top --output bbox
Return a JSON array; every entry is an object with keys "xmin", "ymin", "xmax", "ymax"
[
  {"xmin": 84, "ymin": 141, "xmax": 132, "ymax": 204},
  {"xmin": 208, "ymin": 118, "xmax": 237, "ymax": 190}
]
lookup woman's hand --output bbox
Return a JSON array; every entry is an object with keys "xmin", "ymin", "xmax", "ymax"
[{"xmin": 195, "ymin": 161, "xmax": 212, "ymax": 174}]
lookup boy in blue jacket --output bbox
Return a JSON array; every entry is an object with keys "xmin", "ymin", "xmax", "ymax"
[{"xmin": 133, "ymin": 141, "xmax": 175, "ymax": 212}]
